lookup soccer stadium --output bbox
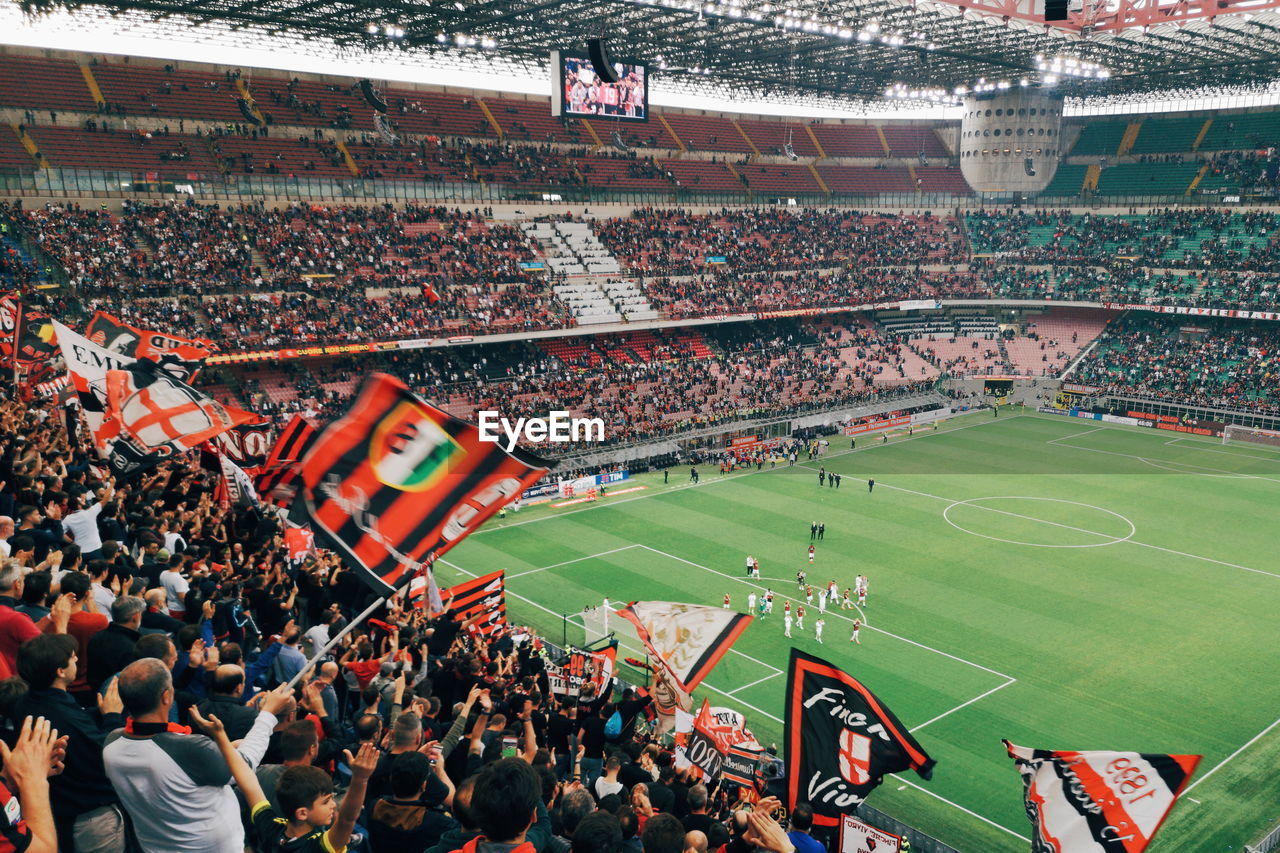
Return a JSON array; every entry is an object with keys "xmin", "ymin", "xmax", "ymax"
[{"xmin": 0, "ymin": 0, "xmax": 1278, "ymax": 850}]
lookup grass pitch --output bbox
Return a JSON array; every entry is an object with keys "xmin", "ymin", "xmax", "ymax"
[{"xmin": 436, "ymin": 411, "xmax": 1280, "ymax": 852}]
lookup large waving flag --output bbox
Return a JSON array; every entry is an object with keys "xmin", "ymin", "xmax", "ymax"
[
  {"xmin": 1003, "ymin": 740, "xmax": 1200, "ymax": 853},
  {"xmin": 616, "ymin": 601, "xmax": 752, "ymax": 693},
  {"xmin": 293, "ymin": 373, "xmax": 552, "ymax": 596},
  {"xmin": 85, "ymin": 309, "xmax": 213, "ymax": 379},
  {"xmin": 104, "ymin": 358, "xmax": 259, "ymax": 475},
  {"xmin": 53, "ymin": 320, "xmax": 136, "ymax": 454},
  {"xmin": 785, "ymin": 649, "xmax": 935, "ymax": 826}
]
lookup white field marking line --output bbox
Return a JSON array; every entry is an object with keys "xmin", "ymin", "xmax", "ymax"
[
  {"xmin": 488, "ymin": 561, "xmax": 1028, "ymax": 841},
  {"xmin": 1049, "ymin": 435, "xmax": 1280, "ymax": 483},
  {"xmin": 889, "ymin": 774, "xmax": 1031, "ymax": 843},
  {"xmin": 1163, "ymin": 437, "xmax": 1280, "ymax": 463},
  {"xmin": 505, "ymin": 544, "xmax": 644, "ymax": 578},
  {"xmin": 1183, "ymin": 714, "xmax": 1280, "ymax": 794},
  {"xmin": 942, "ymin": 496, "xmax": 1136, "ymax": 549},
  {"xmin": 726, "ymin": 672, "xmax": 783, "ymax": 695},
  {"xmin": 1046, "ymin": 425, "xmax": 1108, "ymax": 444},
  {"xmin": 910, "ymin": 677, "xmax": 1017, "ymax": 731},
  {"xmin": 876, "ymin": 480, "xmax": 1280, "ymax": 582},
  {"xmin": 638, "ymin": 544, "xmax": 1018, "ymax": 682},
  {"xmin": 481, "ymin": 413, "xmax": 1024, "ymax": 537}
]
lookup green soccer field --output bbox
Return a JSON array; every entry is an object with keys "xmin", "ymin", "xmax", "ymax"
[{"xmin": 434, "ymin": 411, "xmax": 1280, "ymax": 852}]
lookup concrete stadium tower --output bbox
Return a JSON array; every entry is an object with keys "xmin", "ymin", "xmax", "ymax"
[{"xmin": 958, "ymin": 90, "xmax": 1064, "ymax": 196}]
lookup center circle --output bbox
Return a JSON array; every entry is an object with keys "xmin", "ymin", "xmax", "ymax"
[{"xmin": 942, "ymin": 496, "xmax": 1136, "ymax": 549}]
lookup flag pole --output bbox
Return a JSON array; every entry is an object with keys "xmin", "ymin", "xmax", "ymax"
[{"xmin": 285, "ymin": 588, "xmax": 400, "ymax": 689}]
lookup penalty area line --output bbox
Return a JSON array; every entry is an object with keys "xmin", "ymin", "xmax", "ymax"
[{"xmin": 890, "ymin": 774, "xmax": 1031, "ymax": 842}]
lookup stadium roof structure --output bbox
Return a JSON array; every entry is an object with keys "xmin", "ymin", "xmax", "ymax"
[{"xmin": 19, "ymin": 0, "xmax": 1280, "ymax": 104}]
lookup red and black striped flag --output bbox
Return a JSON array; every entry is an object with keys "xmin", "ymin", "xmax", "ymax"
[
  {"xmin": 294, "ymin": 373, "xmax": 552, "ymax": 596},
  {"xmin": 784, "ymin": 649, "xmax": 935, "ymax": 826},
  {"xmin": 254, "ymin": 415, "xmax": 317, "ymax": 509},
  {"xmin": 1003, "ymin": 741, "xmax": 1200, "ymax": 853},
  {"xmin": 443, "ymin": 570, "xmax": 504, "ymax": 628}
]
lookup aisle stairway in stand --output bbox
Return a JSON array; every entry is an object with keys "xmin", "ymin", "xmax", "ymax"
[{"xmin": 520, "ymin": 221, "xmax": 657, "ymax": 325}]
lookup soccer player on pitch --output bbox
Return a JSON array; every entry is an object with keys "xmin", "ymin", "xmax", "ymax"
[
  {"xmin": 851, "ymin": 619, "xmax": 862, "ymax": 644},
  {"xmin": 784, "ymin": 611, "xmax": 793, "ymax": 638},
  {"xmin": 723, "ymin": 593, "xmax": 731, "ymax": 609},
  {"xmin": 815, "ymin": 618, "xmax": 825, "ymax": 643}
]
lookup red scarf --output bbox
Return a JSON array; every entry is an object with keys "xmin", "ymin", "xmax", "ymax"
[{"xmin": 125, "ymin": 719, "xmax": 193, "ymax": 736}]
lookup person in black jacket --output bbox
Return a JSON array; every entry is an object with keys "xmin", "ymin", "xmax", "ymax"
[
  {"xmin": 195, "ymin": 664, "xmax": 262, "ymax": 740},
  {"xmin": 11, "ymin": 504, "xmax": 63, "ymax": 565},
  {"xmin": 86, "ymin": 595, "xmax": 144, "ymax": 692},
  {"xmin": 15, "ymin": 632, "xmax": 127, "ymax": 852},
  {"xmin": 369, "ymin": 752, "xmax": 459, "ymax": 852}
]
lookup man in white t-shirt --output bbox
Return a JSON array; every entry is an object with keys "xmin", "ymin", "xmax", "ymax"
[
  {"xmin": 63, "ymin": 484, "xmax": 114, "ymax": 559},
  {"xmin": 159, "ymin": 559, "xmax": 191, "ymax": 619},
  {"xmin": 0, "ymin": 516, "xmax": 12, "ymax": 558}
]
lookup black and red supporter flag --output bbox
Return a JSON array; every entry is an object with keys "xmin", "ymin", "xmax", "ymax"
[
  {"xmin": 784, "ymin": 649, "xmax": 935, "ymax": 826},
  {"xmin": 1003, "ymin": 741, "xmax": 1200, "ymax": 853},
  {"xmin": 685, "ymin": 699, "xmax": 727, "ymax": 780},
  {"xmin": 214, "ymin": 418, "xmax": 274, "ymax": 472},
  {"xmin": 254, "ymin": 415, "xmax": 317, "ymax": 508},
  {"xmin": 85, "ymin": 310, "xmax": 214, "ymax": 379},
  {"xmin": 434, "ymin": 570, "xmax": 507, "ymax": 634},
  {"xmin": 293, "ymin": 373, "xmax": 552, "ymax": 596}
]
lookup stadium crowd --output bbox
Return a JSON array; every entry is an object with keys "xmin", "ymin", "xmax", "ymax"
[
  {"xmin": 223, "ymin": 319, "xmax": 937, "ymax": 450},
  {"xmin": 9, "ymin": 200, "xmax": 1280, "ymax": 351},
  {"xmin": 595, "ymin": 208, "xmax": 965, "ymax": 276},
  {"xmin": 1073, "ymin": 314, "xmax": 1280, "ymax": 413},
  {"xmin": 0, "ymin": 392, "xmax": 822, "ymax": 853},
  {"xmin": 965, "ymin": 208, "xmax": 1280, "ymax": 273}
]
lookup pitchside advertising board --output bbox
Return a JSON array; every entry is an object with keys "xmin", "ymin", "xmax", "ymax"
[
  {"xmin": 839, "ymin": 815, "xmax": 902, "ymax": 853},
  {"xmin": 1037, "ymin": 407, "xmax": 1226, "ymax": 437},
  {"xmin": 519, "ymin": 470, "xmax": 631, "ymax": 504},
  {"xmin": 726, "ymin": 435, "xmax": 781, "ymax": 452}
]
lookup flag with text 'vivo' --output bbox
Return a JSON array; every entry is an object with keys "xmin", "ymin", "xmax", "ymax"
[
  {"xmin": 784, "ymin": 649, "xmax": 935, "ymax": 827},
  {"xmin": 294, "ymin": 373, "xmax": 552, "ymax": 596}
]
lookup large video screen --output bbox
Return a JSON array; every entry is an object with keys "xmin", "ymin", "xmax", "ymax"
[{"xmin": 552, "ymin": 51, "xmax": 648, "ymax": 122}]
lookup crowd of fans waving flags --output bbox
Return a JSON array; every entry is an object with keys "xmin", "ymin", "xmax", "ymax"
[{"xmin": 0, "ymin": 302, "xmax": 1207, "ymax": 853}]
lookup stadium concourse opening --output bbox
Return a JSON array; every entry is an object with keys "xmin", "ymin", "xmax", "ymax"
[{"xmin": 2, "ymin": 1, "xmax": 1280, "ymax": 851}]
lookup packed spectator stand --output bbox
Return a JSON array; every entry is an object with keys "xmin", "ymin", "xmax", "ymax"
[{"xmin": 0, "ymin": 391, "xmax": 820, "ymax": 853}]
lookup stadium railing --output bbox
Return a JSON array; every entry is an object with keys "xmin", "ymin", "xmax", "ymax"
[
  {"xmin": 1247, "ymin": 820, "xmax": 1280, "ymax": 853},
  {"xmin": 1100, "ymin": 393, "xmax": 1280, "ymax": 431},
  {"xmin": 13, "ymin": 164, "xmax": 1271, "ymax": 210}
]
